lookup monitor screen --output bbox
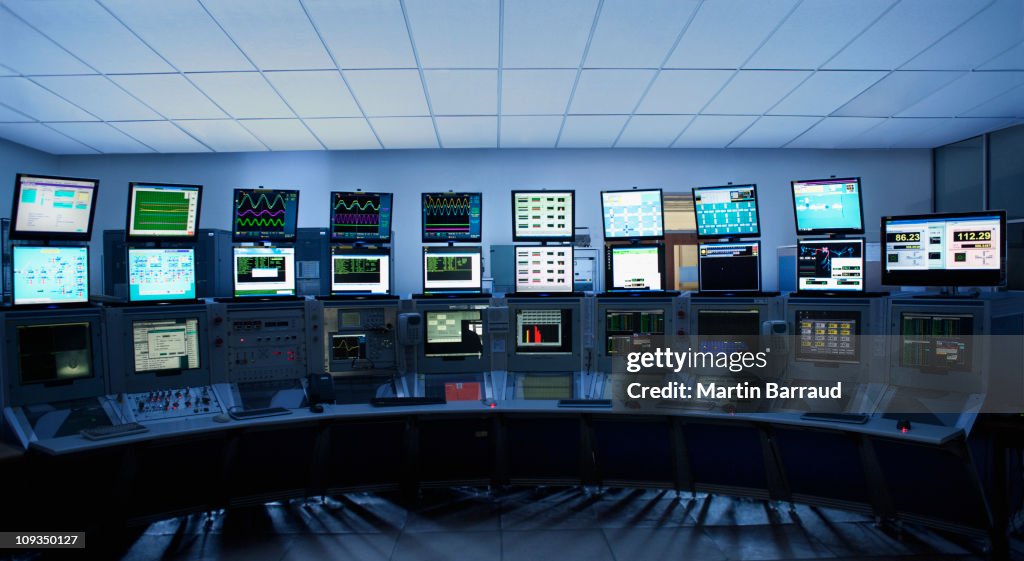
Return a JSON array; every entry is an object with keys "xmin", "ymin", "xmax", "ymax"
[
  {"xmin": 232, "ymin": 188, "xmax": 299, "ymax": 243},
  {"xmin": 882, "ymin": 211, "xmax": 1005, "ymax": 286},
  {"xmin": 795, "ymin": 310, "xmax": 860, "ymax": 364},
  {"xmin": 128, "ymin": 248, "xmax": 196, "ymax": 302},
  {"xmin": 330, "ymin": 191, "xmax": 393, "ymax": 243},
  {"xmin": 423, "ymin": 246, "xmax": 482, "ymax": 294},
  {"xmin": 421, "ymin": 192, "xmax": 482, "ymax": 242},
  {"xmin": 515, "ymin": 309, "xmax": 573, "ymax": 354},
  {"xmin": 514, "ymin": 246, "xmax": 573, "ymax": 294},
  {"xmin": 11, "ymin": 174, "xmax": 99, "ymax": 241},
  {"xmin": 233, "ymin": 246, "xmax": 296, "ymax": 297},
  {"xmin": 900, "ymin": 313, "xmax": 973, "ymax": 372},
  {"xmin": 605, "ymin": 244, "xmax": 664, "ymax": 292},
  {"xmin": 601, "ymin": 189, "xmax": 664, "ymax": 240},
  {"xmin": 12, "ymin": 245, "xmax": 89, "ymax": 306},
  {"xmin": 512, "ymin": 190, "xmax": 575, "ymax": 241},
  {"xmin": 127, "ymin": 182, "xmax": 202, "ymax": 240},
  {"xmin": 797, "ymin": 239, "xmax": 865, "ymax": 292},
  {"xmin": 698, "ymin": 241, "xmax": 761, "ymax": 293},
  {"xmin": 791, "ymin": 177, "xmax": 863, "ymax": 235},
  {"xmin": 424, "ymin": 310, "xmax": 484, "ymax": 358},
  {"xmin": 692, "ymin": 184, "xmax": 760, "ymax": 239},
  {"xmin": 16, "ymin": 322, "xmax": 94, "ymax": 384},
  {"xmin": 330, "ymin": 246, "xmax": 390, "ymax": 295},
  {"xmin": 605, "ymin": 310, "xmax": 665, "ymax": 355},
  {"xmin": 331, "ymin": 333, "xmax": 367, "ymax": 361},
  {"xmin": 132, "ymin": 317, "xmax": 201, "ymax": 374},
  {"xmin": 696, "ymin": 310, "xmax": 760, "ymax": 353}
]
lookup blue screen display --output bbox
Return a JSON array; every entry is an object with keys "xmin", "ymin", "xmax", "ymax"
[
  {"xmin": 12, "ymin": 246, "xmax": 89, "ymax": 305},
  {"xmin": 693, "ymin": 185, "xmax": 759, "ymax": 238},
  {"xmin": 792, "ymin": 178, "xmax": 863, "ymax": 233},
  {"xmin": 128, "ymin": 248, "xmax": 196, "ymax": 302},
  {"xmin": 601, "ymin": 189, "xmax": 663, "ymax": 239}
]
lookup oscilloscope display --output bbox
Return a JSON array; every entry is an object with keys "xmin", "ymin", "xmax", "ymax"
[
  {"xmin": 233, "ymin": 188, "xmax": 300, "ymax": 242},
  {"xmin": 330, "ymin": 192, "xmax": 393, "ymax": 242},
  {"xmin": 421, "ymin": 192, "xmax": 482, "ymax": 242}
]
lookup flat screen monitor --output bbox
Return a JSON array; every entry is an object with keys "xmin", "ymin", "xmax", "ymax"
[
  {"xmin": 331, "ymin": 333, "xmax": 368, "ymax": 361},
  {"xmin": 692, "ymin": 184, "xmax": 760, "ymax": 239},
  {"xmin": 330, "ymin": 191, "xmax": 393, "ymax": 243},
  {"xmin": 514, "ymin": 246, "xmax": 573, "ymax": 294},
  {"xmin": 232, "ymin": 246, "xmax": 296, "ymax": 297},
  {"xmin": 791, "ymin": 177, "xmax": 863, "ymax": 235},
  {"xmin": 10, "ymin": 174, "xmax": 99, "ymax": 241},
  {"xmin": 698, "ymin": 241, "xmax": 761, "ymax": 293},
  {"xmin": 132, "ymin": 317, "xmax": 201, "ymax": 374},
  {"xmin": 604, "ymin": 244, "xmax": 664, "ymax": 292},
  {"xmin": 16, "ymin": 322, "xmax": 94, "ymax": 384},
  {"xmin": 601, "ymin": 188, "xmax": 664, "ymax": 240},
  {"xmin": 422, "ymin": 246, "xmax": 482, "ymax": 295},
  {"xmin": 424, "ymin": 310, "xmax": 483, "ymax": 358},
  {"xmin": 605, "ymin": 309, "xmax": 665, "ymax": 355},
  {"xmin": 882, "ymin": 211, "xmax": 1005, "ymax": 286},
  {"xmin": 900, "ymin": 312, "xmax": 973, "ymax": 372},
  {"xmin": 232, "ymin": 188, "xmax": 299, "ymax": 243},
  {"xmin": 795, "ymin": 310, "xmax": 860, "ymax": 364},
  {"xmin": 797, "ymin": 239, "xmax": 865, "ymax": 293},
  {"xmin": 421, "ymin": 192, "xmax": 482, "ymax": 242},
  {"xmin": 515, "ymin": 309, "xmax": 573, "ymax": 354},
  {"xmin": 511, "ymin": 190, "xmax": 575, "ymax": 241},
  {"xmin": 696, "ymin": 310, "xmax": 760, "ymax": 353},
  {"xmin": 12, "ymin": 245, "xmax": 89, "ymax": 306},
  {"xmin": 128, "ymin": 248, "xmax": 196, "ymax": 302},
  {"xmin": 127, "ymin": 182, "xmax": 202, "ymax": 240},
  {"xmin": 330, "ymin": 246, "xmax": 390, "ymax": 295}
]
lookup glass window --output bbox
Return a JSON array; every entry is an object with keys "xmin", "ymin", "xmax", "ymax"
[
  {"xmin": 934, "ymin": 136, "xmax": 983, "ymax": 212},
  {"xmin": 989, "ymin": 125, "xmax": 1024, "ymax": 220},
  {"xmin": 664, "ymin": 193, "xmax": 696, "ymax": 232}
]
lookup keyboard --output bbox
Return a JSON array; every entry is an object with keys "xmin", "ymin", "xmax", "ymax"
[
  {"xmin": 228, "ymin": 407, "xmax": 292, "ymax": 420},
  {"xmin": 81, "ymin": 422, "xmax": 149, "ymax": 441},
  {"xmin": 557, "ymin": 399, "xmax": 613, "ymax": 408},
  {"xmin": 800, "ymin": 412, "xmax": 870, "ymax": 425},
  {"xmin": 370, "ymin": 397, "xmax": 446, "ymax": 407}
]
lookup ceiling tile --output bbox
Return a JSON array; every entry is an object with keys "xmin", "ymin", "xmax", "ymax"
[
  {"xmin": 585, "ymin": 0, "xmax": 700, "ymax": 68},
  {"xmin": 837, "ymin": 117, "xmax": 947, "ymax": 148},
  {"xmin": 824, "ymin": 0, "xmax": 987, "ymax": 70},
  {"xmin": 264, "ymin": 71, "xmax": 361, "ymax": 118},
  {"xmin": 0, "ymin": 123, "xmax": 97, "ymax": 154},
  {"xmin": 962, "ymin": 84, "xmax": 1024, "ymax": 118},
  {"xmin": 636, "ymin": 70, "xmax": 733, "ymax": 114},
  {"xmin": 436, "ymin": 116, "xmax": 497, "ymax": 148},
  {"xmin": 369, "ymin": 117, "xmax": 438, "ymax": 149},
  {"xmin": 501, "ymin": 70, "xmax": 577, "ymax": 115},
  {"xmin": 109, "ymin": 121, "xmax": 211, "ymax": 153},
  {"xmin": 188, "ymin": 72, "xmax": 292, "ymax": 119},
  {"xmin": 768, "ymin": 71, "xmax": 886, "ymax": 116},
  {"xmin": 672, "ymin": 115, "xmax": 756, "ymax": 147},
  {"xmin": 0, "ymin": 9, "xmax": 93, "ymax": 75},
  {"xmin": 304, "ymin": 118, "xmax": 380, "ymax": 150},
  {"xmin": 111, "ymin": 74, "xmax": 226, "ymax": 119},
  {"xmin": 918, "ymin": 117, "xmax": 1017, "ymax": 146},
  {"xmin": 500, "ymin": 115, "xmax": 563, "ymax": 148},
  {"xmin": 616, "ymin": 115, "xmax": 693, "ymax": 147},
  {"xmin": 899, "ymin": 72, "xmax": 1024, "ymax": 117},
  {"xmin": 503, "ymin": 0, "xmax": 599, "ymax": 68},
  {"xmin": 303, "ymin": 0, "xmax": 415, "ymax": 69},
  {"xmin": 424, "ymin": 70, "xmax": 497, "ymax": 115},
  {"xmin": 904, "ymin": 0, "xmax": 1024, "ymax": 70},
  {"xmin": 666, "ymin": 0, "xmax": 799, "ymax": 68},
  {"xmin": 4, "ymin": 0, "xmax": 172, "ymax": 73},
  {"xmin": 558, "ymin": 115, "xmax": 628, "ymax": 148},
  {"xmin": 703, "ymin": 70, "xmax": 810, "ymax": 114},
  {"xmin": 405, "ymin": 0, "xmax": 498, "ymax": 68},
  {"xmin": 569, "ymin": 69, "xmax": 655, "ymax": 114},
  {"xmin": 239, "ymin": 119, "xmax": 323, "ymax": 151},
  {"xmin": 32, "ymin": 76, "xmax": 160, "ymax": 121},
  {"xmin": 786, "ymin": 117, "xmax": 886, "ymax": 148},
  {"xmin": 47, "ymin": 122, "xmax": 153, "ymax": 153},
  {"xmin": 0, "ymin": 77, "xmax": 97, "ymax": 121},
  {"xmin": 344, "ymin": 70, "xmax": 429, "ymax": 117},
  {"xmin": 175, "ymin": 119, "xmax": 267, "ymax": 152},
  {"xmin": 729, "ymin": 116, "xmax": 819, "ymax": 148},
  {"xmin": 980, "ymin": 42, "xmax": 1024, "ymax": 70},
  {"xmin": 200, "ymin": 0, "xmax": 333, "ymax": 70},
  {"xmin": 833, "ymin": 71, "xmax": 964, "ymax": 117},
  {"xmin": 0, "ymin": 65, "xmax": 16, "ymax": 76},
  {"xmin": 0, "ymin": 104, "xmax": 32, "ymax": 122}
]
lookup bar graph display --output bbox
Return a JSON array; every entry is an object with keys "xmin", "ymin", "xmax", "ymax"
[
  {"xmin": 128, "ymin": 183, "xmax": 201, "ymax": 239},
  {"xmin": 232, "ymin": 188, "xmax": 299, "ymax": 242},
  {"xmin": 421, "ymin": 192, "xmax": 482, "ymax": 242},
  {"xmin": 515, "ymin": 309, "xmax": 573, "ymax": 354},
  {"xmin": 11, "ymin": 174, "xmax": 99, "ymax": 240},
  {"xmin": 330, "ymin": 191, "xmax": 393, "ymax": 242}
]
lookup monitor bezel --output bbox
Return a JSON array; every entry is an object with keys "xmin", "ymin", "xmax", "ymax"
[
  {"xmin": 796, "ymin": 238, "xmax": 866, "ymax": 293},
  {"xmin": 126, "ymin": 247, "xmax": 197, "ymax": 303},
  {"xmin": 125, "ymin": 182, "xmax": 204, "ymax": 241},
  {"xmin": 10, "ymin": 173, "xmax": 101, "ymax": 241},
  {"xmin": 691, "ymin": 183, "xmax": 761, "ymax": 240},
  {"xmin": 696, "ymin": 240, "xmax": 762, "ymax": 294},
  {"xmin": 600, "ymin": 188, "xmax": 665, "ymax": 241},
  {"xmin": 232, "ymin": 245, "xmax": 297, "ymax": 298},
  {"xmin": 422, "ymin": 245, "xmax": 483, "ymax": 295},
  {"xmin": 513, "ymin": 244, "xmax": 575, "ymax": 294},
  {"xmin": 231, "ymin": 187, "xmax": 300, "ymax": 244},
  {"xmin": 790, "ymin": 176, "xmax": 864, "ymax": 236},
  {"xmin": 421, "ymin": 192, "xmax": 483, "ymax": 243},
  {"xmin": 329, "ymin": 191, "xmax": 394, "ymax": 243},
  {"xmin": 329, "ymin": 245, "xmax": 392, "ymax": 295},
  {"xmin": 510, "ymin": 189, "xmax": 576, "ymax": 242},
  {"xmin": 604, "ymin": 242, "xmax": 666, "ymax": 292},
  {"xmin": 11, "ymin": 245, "xmax": 91, "ymax": 307}
]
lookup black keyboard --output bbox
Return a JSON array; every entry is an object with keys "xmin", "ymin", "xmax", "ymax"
[
  {"xmin": 228, "ymin": 407, "xmax": 292, "ymax": 420},
  {"xmin": 370, "ymin": 397, "xmax": 446, "ymax": 407},
  {"xmin": 81, "ymin": 422, "xmax": 149, "ymax": 441},
  {"xmin": 558, "ymin": 399, "xmax": 612, "ymax": 408},
  {"xmin": 801, "ymin": 412, "xmax": 870, "ymax": 425}
]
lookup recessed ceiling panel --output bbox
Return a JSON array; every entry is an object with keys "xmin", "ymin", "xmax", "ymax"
[
  {"xmin": 303, "ymin": 0, "xmax": 416, "ymax": 69},
  {"xmin": 0, "ymin": 77, "xmax": 97, "ymax": 121},
  {"xmin": 425, "ymin": 70, "xmax": 498, "ymax": 116},
  {"xmin": 405, "ymin": 0, "xmax": 499, "ymax": 68},
  {"xmin": 370, "ymin": 117, "xmax": 438, "ymax": 148},
  {"xmin": 47, "ymin": 122, "xmax": 153, "ymax": 153},
  {"xmin": 729, "ymin": 116, "xmax": 819, "ymax": 148},
  {"xmin": 500, "ymin": 115, "xmax": 563, "ymax": 148},
  {"xmin": 503, "ymin": 0, "xmax": 599, "ymax": 68},
  {"xmin": 305, "ymin": 118, "xmax": 381, "ymax": 150},
  {"xmin": 666, "ymin": 0, "xmax": 799, "ymax": 68},
  {"xmin": 264, "ymin": 71, "xmax": 362, "ymax": 118},
  {"xmin": 109, "ymin": 121, "xmax": 211, "ymax": 153},
  {"xmin": 672, "ymin": 115, "xmax": 757, "ymax": 147},
  {"xmin": 189, "ymin": 72, "xmax": 293, "ymax": 119},
  {"xmin": 32, "ymin": 76, "xmax": 160, "ymax": 121},
  {"xmin": 239, "ymin": 119, "xmax": 323, "ymax": 151},
  {"xmin": 0, "ymin": 123, "xmax": 97, "ymax": 154},
  {"xmin": 616, "ymin": 115, "xmax": 693, "ymax": 147},
  {"xmin": 345, "ymin": 70, "xmax": 430, "ymax": 117},
  {"xmin": 559, "ymin": 115, "xmax": 629, "ymax": 147},
  {"xmin": 585, "ymin": 0, "xmax": 700, "ymax": 68},
  {"xmin": 436, "ymin": 116, "xmax": 498, "ymax": 148},
  {"xmin": 703, "ymin": 70, "xmax": 810, "ymax": 114},
  {"xmin": 501, "ymin": 70, "xmax": 578, "ymax": 115},
  {"xmin": 201, "ymin": 0, "xmax": 333, "ymax": 70},
  {"xmin": 175, "ymin": 119, "xmax": 268, "ymax": 152},
  {"xmin": 570, "ymin": 69, "xmax": 655, "ymax": 114},
  {"xmin": 111, "ymin": 74, "xmax": 227, "ymax": 120},
  {"xmin": 636, "ymin": 70, "xmax": 733, "ymax": 114}
]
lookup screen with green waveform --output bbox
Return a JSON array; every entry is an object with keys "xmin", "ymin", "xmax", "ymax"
[
  {"xmin": 233, "ymin": 188, "xmax": 299, "ymax": 242},
  {"xmin": 128, "ymin": 183, "xmax": 201, "ymax": 238},
  {"xmin": 421, "ymin": 192, "xmax": 482, "ymax": 242},
  {"xmin": 331, "ymin": 192, "xmax": 392, "ymax": 242}
]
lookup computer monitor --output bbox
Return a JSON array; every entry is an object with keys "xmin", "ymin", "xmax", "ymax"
[
  {"xmin": 126, "ymin": 182, "xmax": 202, "ymax": 240},
  {"xmin": 605, "ymin": 309, "xmax": 665, "ymax": 355},
  {"xmin": 330, "ymin": 246, "xmax": 390, "ymax": 295},
  {"xmin": 882, "ymin": 211, "xmax": 1006, "ymax": 286},
  {"xmin": 600, "ymin": 188, "xmax": 664, "ymax": 240},
  {"xmin": 128, "ymin": 248, "xmax": 196, "ymax": 302},
  {"xmin": 604, "ymin": 244, "xmax": 664, "ymax": 292},
  {"xmin": 514, "ymin": 246, "xmax": 573, "ymax": 294},
  {"xmin": 10, "ymin": 173, "xmax": 99, "ymax": 241},
  {"xmin": 424, "ymin": 309, "xmax": 484, "ymax": 358},
  {"xmin": 791, "ymin": 177, "xmax": 863, "ymax": 235},
  {"xmin": 515, "ymin": 309, "xmax": 573, "ymax": 354},
  {"xmin": 421, "ymin": 192, "xmax": 482, "ymax": 242},
  {"xmin": 511, "ymin": 190, "xmax": 575, "ymax": 242},
  {"xmin": 795, "ymin": 310, "xmax": 860, "ymax": 364},
  {"xmin": 232, "ymin": 246, "xmax": 296, "ymax": 297},
  {"xmin": 696, "ymin": 310, "xmax": 760, "ymax": 353},
  {"xmin": 330, "ymin": 191, "xmax": 393, "ymax": 243},
  {"xmin": 16, "ymin": 322, "xmax": 94, "ymax": 384},
  {"xmin": 422, "ymin": 246, "xmax": 482, "ymax": 295},
  {"xmin": 797, "ymin": 239, "xmax": 865, "ymax": 293},
  {"xmin": 132, "ymin": 317, "xmax": 201, "ymax": 374},
  {"xmin": 12, "ymin": 245, "xmax": 89, "ymax": 306},
  {"xmin": 232, "ymin": 188, "xmax": 300, "ymax": 243},
  {"xmin": 899, "ymin": 312, "xmax": 973, "ymax": 372},
  {"xmin": 692, "ymin": 184, "xmax": 760, "ymax": 239},
  {"xmin": 698, "ymin": 241, "xmax": 761, "ymax": 294}
]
